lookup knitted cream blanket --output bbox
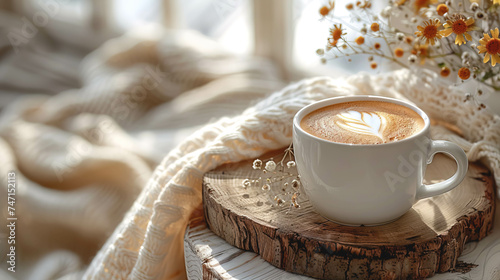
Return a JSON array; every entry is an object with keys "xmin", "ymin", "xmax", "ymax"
[{"xmin": 1, "ymin": 29, "xmax": 499, "ymax": 280}]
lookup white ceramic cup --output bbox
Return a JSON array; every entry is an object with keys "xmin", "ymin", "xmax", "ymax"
[{"xmin": 292, "ymin": 96, "xmax": 468, "ymax": 226}]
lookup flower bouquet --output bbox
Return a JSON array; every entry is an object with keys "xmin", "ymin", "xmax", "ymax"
[{"xmin": 316, "ymin": 0, "xmax": 500, "ymax": 114}]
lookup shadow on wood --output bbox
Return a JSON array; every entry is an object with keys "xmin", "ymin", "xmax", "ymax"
[{"xmin": 201, "ymin": 150, "xmax": 495, "ymax": 279}]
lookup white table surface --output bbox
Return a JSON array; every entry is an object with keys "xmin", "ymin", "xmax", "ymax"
[{"xmin": 184, "ymin": 197, "xmax": 500, "ymax": 280}]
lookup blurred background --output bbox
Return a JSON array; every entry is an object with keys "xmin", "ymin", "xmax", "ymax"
[
  {"xmin": 0, "ymin": 0, "xmax": 375, "ymax": 111},
  {"xmin": 0, "ymin": 1, "xmax": 377, "ymax": 279},
  {"xmin": 2, "ymin": 2, "xmax": 500, "ymax": 280}
]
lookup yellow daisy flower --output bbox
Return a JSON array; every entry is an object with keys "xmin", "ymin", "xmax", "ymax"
[
  {"xmin": 441, "ymin": 15, "xmax": 476, "ymax": 46},
  {"xmin": 415, "ymin": 19, "xmax": 443, "ymax": 46},
  {"xmin": 477, "ymin": 28, "xmax": 500, "ymax": 66}
]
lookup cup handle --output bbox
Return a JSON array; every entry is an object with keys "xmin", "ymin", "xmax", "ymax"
[{"xmin": 416, "ymin": 140, "xmax": 468, "ymax": 200}]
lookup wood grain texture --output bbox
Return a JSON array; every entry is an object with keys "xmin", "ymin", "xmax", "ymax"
[
  {"xmin": 201, "ymin": 150, "xmax": 495, "ymax": 279},
  {"xmin": 184, "ymin": 215, "xmax": 310, "ymax": 280},
  {"xmin": 184, "ymin": 200, "xmax": 500, "ymax": 280}
]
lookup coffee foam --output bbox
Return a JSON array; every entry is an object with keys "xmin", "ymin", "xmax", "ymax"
[{"xmin": 300, "ymin": 101, "xmax": 425, "ymax": 145}]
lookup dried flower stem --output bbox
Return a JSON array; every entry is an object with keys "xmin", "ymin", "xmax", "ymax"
[
  {"xmin": 316, "ymin": 0, "xmax": 500, "ymax": 109},
  {"xmin": 245, "ymin": 143, "xmax": 301, "ymax": 210}
]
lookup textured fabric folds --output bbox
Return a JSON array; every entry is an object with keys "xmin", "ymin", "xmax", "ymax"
[{"xmin": 0, "ymin": 28, "xmax": 498, "ymax": 280}]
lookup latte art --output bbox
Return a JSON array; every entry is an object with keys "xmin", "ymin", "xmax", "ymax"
[
  {"xmin": 336, "ymin": 111, "xmax": 386, "ymax": 141},
  {"xmin": 300, "ymin": 101, "xmax": 425, "ymax": 145}
]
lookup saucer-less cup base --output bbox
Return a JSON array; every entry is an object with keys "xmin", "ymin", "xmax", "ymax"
[
  {"xmin": 325, "ymin": 216, "xmax": 401, "ymax": 227},
  {"xmin": 292, "ymin": 96, "xmax": 468, "ymax": 226}
]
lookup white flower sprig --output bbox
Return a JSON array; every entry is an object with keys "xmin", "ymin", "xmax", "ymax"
[{"xmin": 242, "ymin": 143, "xmax": 301, "ymax": 210}]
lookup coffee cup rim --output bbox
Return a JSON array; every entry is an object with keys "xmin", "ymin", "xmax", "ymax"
[{"xmin": 293, "ymin": 95, "xmax": 431, "ymax": 147}]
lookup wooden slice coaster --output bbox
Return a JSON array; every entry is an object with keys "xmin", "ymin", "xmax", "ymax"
[{"xmin": 202, "ymin": 150, "xmax": 495, "ymax": 279}]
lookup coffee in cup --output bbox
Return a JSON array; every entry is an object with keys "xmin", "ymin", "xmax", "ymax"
[
  {"xmin": 300, "ymin": 101, "xmax": 425, "ymax": 145},
  {"xmin": 292, "ymin": 96, "xmax": 468, "ymax": 226}
]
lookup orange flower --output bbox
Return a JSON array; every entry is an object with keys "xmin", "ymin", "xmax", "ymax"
[
  {"xmin": 330, "ymin": 24, "xmax": 345, "ymax": 41},
  {"xmin": 370, "ymin": 62, "xmax": 378, "ymax": 69},
  {"xmin": 374, "ymin": 42, "xmax": 381, "ymax": 49},
  {"xmin": 436, "ymin": 4, "xmax": 448, "ymax": 16},
  {"xmin": 319, "ymin": 6, "xmax": 330, "ymax": 16},
  {"xmin": 356, "ymin": 0, "xmax": 371, "ymax": 8},
  {"xmin": 346, "ymin": 3, "xmax": 354, "ymax": 10},
  {"xmin": 411, "ymin": 43, "xmax": 429, "ymax": 64},
  {"xmin": 458, "ymin": 67, "xmax": 470, "ymax": 80},
  {"xmin": 371, "ymin": 22, "xmax": 379, "ymax": 32},
  {"xmin": 328, "ymin": 38, "xmax": 338, "ymax": 48},
  {"xmin": 477, "ymin": 28, "xmax": 500, "ymax": 66},
  {"xmin": 355, "ymin": 36, "xmax": 365, "ymax": 45},
  {"xmin": 394, "ymin": 48, "xmax": 404, "ymax": 57},
  {"xmin": 414, "ymin": 0, "xmax": 437, "ymax": 12},
  {"xmin": 415, "ymin": 19, "xmax": 443, "ymax": 45},
  {"xmin": 440, "ymin": 67, "xmax": 450, "ymax": 77},
  {"xmin": 319, "ymin": 1, "xmax": 335, "ymax": 17},
  {"xmin": 441, "ymin": 15, "xmax": 476, "ymax": 45}
]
